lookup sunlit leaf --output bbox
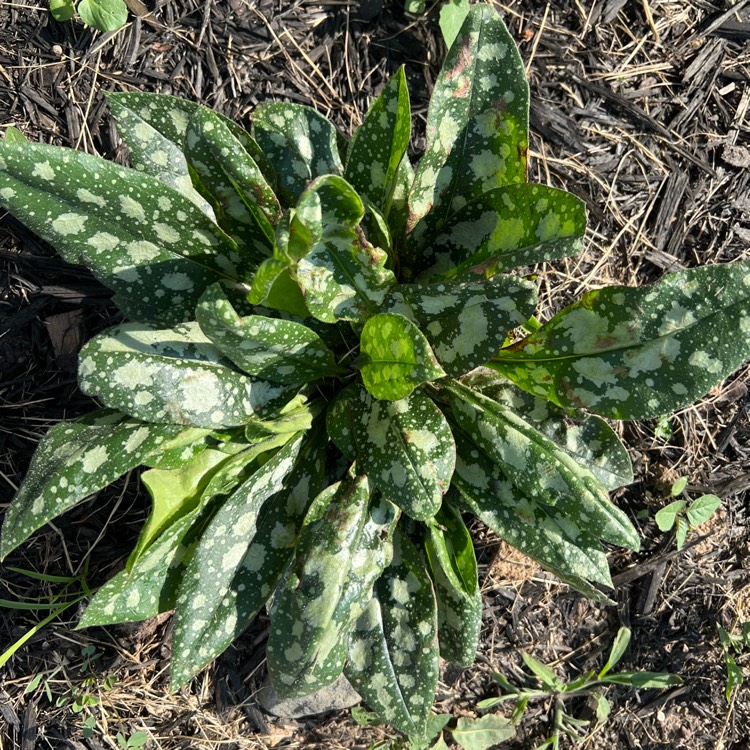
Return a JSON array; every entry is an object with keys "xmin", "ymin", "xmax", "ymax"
[
  {"xmin": 451, "ymin": 714, "xmax": 515, "ymax": 750},
  {"xmin": 78, "ymin": 0, "xmax": 127, "ymax": 31}
]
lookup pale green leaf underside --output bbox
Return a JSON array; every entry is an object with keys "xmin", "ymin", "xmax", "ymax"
[
  {"xmin": 0, "ymin": 415, "xmax": 189, "ymax": 560},
  {"xmin": 0, "ymin": 141, "xmax": 240, "ymax": 325},
  {"xmin": 408, "ymin": 5, "xmax": 529, "ymax": 251},
  {"xmin": 78, "ymin": 321, "xmax": 292, "ymax": 428},
  {"xmin": 328, "ymin": 385, "xmax": 455, "ymax": 521},
  {"xmin": 345, "ymin": 529, "xmax": 439, "ymax": 737},
  {"xmin": 491, "ymin": 262, "xmax": 750, "ymax": 419},
  {"xmin": 360, "ymin": 313, "xmax": 446, "ymax": 400}
]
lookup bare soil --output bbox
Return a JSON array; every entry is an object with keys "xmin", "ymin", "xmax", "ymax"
[{"xmin": 2, "ymin": 1, "xmax": 750, "ymax": 749}]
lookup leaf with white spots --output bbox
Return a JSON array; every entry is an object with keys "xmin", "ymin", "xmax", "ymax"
[
  {"xmin": 443, "ymin": 381, "xmax": 639, "ymax": 551},
  {"xmin": 170, "ymin": 432, "xmax": 327, "ymax": 688},
  {"xmin": 360, "ymin": 313, "xmax": 446, "ymax": 401},
  {"xmin": 413, "ymin": 184, "xmax": 586, "ymax": 281},
  {"xmin": 463, "ymin": 370, "xmax": 633, "ymax": 491},
  {"xmin": 252, "ymin": 102, "xmax": 343, "ymax": 206},
  {"xmin": 267, "ymin": 476, "xmax": 396, "ymax": 698},
  {"xmin": 424, "ymin": 503, "xmax": 482, "ymax": 666},
  {"xmin": 344, "ymin": 527, "xmax": 439, "ymax": 737},
  {"xmin": 78, "ymin": 321, "xmax": 296, "ymax": 428},
  {"xmin": 291, "ymin": 175, "xmax": 396, "ymax": 324},
  {"xmin": 327, "ymin": 385, "xmax": 455, "ymax": 521},
  {"xmin": 345, "ymin": 66, "xmax": 411, "ymax": 218},
  {"xmin": 196, "ymin": 283, "xmax": 343, "ymax": 385},
  {"xmin": 0, "ymin": 415, "xmax": 190, "ymax": 559},
  {"xmin": 0, "ymin": 140, "xmax": 242, "ymax": 326},
  {"xmin": 406, "ymin": 5, "xmax": 529, "ymax": 255},
  {"xmin": 451, "ymin": 443, "xmax": 614, "ymax": 602},
  {"xmin": 490, "ymin": 262, "xmax": 750, "ymax": 419},
  {"xmin": 184, "ymin": 107, "xmax": 281, "ymax": 261},
  {"xmin": 382, "ymin": 274, "xmax": 536, "ymax": 377}
]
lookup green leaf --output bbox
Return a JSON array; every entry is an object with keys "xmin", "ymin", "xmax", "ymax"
[
  {"xmin": 521, "ymin": 652, "xmax": 560, "ymax": 690},
  {"xmin": 600, "ymin": 672, "xmax": 682, "ymax": 689},
  {"xmin": 686, "ymin": 494, "xmax": 721, "ymax": 526},
  {"xmin": 49, "ymin": 0, "xmax": 76, "ymax": 22},
  {"xmin": 292, "ymin": 175, "xmax": 396, "ymax": 323},
  {"xmin": 327, "ymin": 385, "xmax": 455, "ymax": 521},
  {"xmin": 445, "ymin": 381, "xmax": 639, "ymax": 550},
  {"xmin": 345, "ymin": 528, "xmax": 439, "ymax": 736},
  {"xmin": 171, "ymin": 435, "xmax": 303, "ymax": 688},
  {"xmin": 451, "ymin": 437, "xmax": 614, "ymax": 599},
  {"xmin": 407, "ymin": 5, "xmax": 529, "ymax": 254},
  {"xmin": 345, "ymin": 66, "xmax": 411, "ymax": 218},
  {"xmin": 360, "ymin": 313, "xmax": 446, "ymax": 400},
  {"xmin": 594, "ymin": 693, "xmax": 611, "ymax": 724},
  {"xmin": 77, "ymin": 0, "xmax": 127, "ymax": 31},
  {"xmin": 0, "ymin": 415, "xmax": 190, "ymax": 559},
  {"xmin": 671, "ymin": 476, "xmax": 688, "ymax": 496},
  {"xmin": 3, "ymin": 126, "xmax": 27, "ymax": 144},
  {"xmin": 0, "ymin": 140, "xmax": 241, "ymax": 326},
  {"xmin": 413, "ymin": 184, "xmax": 586, "ymax": 282},
  {"xmin": 675, "ymin": 517, "xmax": 688, "ymax": 550},
  {"xmin": 170, "ymin": 434, "xmax": 326, "ymax": 688},
  {"xmin": 451, "ymin": 714, "xmax": 515, "ymax": 750},
  {"xmin": 599, "ymin": 627, "xmax": 631, "ymax": 678},
  {"xmin": 463, "ymin": 370, "xmax": 633, "ymax": 491},
  {"xmin": 244, "ymin": 395, "xmax": 315, "ymax": 441},
  {"xmin": 383, "ymin": 274, "xmax": 536, "ymax": 377},
  {"xmin": 439, "ymin": 0, "xmax": 471, "ymax": 49},
  {"xmin": 252, "ymin": 102, "xmax": 343, "ymax": 205},
  {"xmin": 78, "ymin": 321, "xmax": 295, "ymax": 428},
  {"xmin": 248, "ymin": 255, "xmax": 310, "ymax": 318},
  {"xmin": 184, "ymin": 107, "xmax": 280, "ymax": 260},
  {"xmin": 425, "ymin": 503, "xmax": 482, "ymax": 665},
  {"xmin": 267, "ymin": 478, "xmax": 397, "ymax": 698},
  {"xmin": 654, "ymin": 500, "xmax": 686, "ymax": 532},
  {"xmin": 491, "ymin": 262, "xmax": 750, "ymax": 419},
  {"xmin": 196, "ymin": 283, "xmax": 342, "ymax": 385},
  {"xmin": 129, "ymin": 448, "xmax": 230, "ymax": 568}
]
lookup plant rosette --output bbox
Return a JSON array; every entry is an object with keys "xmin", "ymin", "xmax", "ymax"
[{"xmin": 2, "ymin": 3, "xmax": 750, "ymax": 736}]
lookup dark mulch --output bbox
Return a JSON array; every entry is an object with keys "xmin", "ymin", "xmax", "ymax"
[{"xmin": 2, "ymin": 1, "xmax": 750, "ymax": 748}]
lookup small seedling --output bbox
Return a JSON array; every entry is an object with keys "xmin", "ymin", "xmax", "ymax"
[
  {"xmin": 116, "ymin": 730, "xmax": 150, "ymax": 749},
  {"xmin": 654, "ymin": 477, "xmax": 722, "ymax": 550},
  {"xmin": 49, "ymin": 0, "xmax": 128, "ymax": 32},
  {"xmin": 477, "ymin": 628, "xmax": 681, "ymax": 749},
  {"xmin": 717, "ymin": 623, "xmax": 750, "ymax": 702}
]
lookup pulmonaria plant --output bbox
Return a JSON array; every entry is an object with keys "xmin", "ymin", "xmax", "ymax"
[{"xmin": 2, "ymin": 4, "xmax": 750, "ymax": 735}]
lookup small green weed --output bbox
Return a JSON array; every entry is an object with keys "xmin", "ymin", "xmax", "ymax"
[
  {"xmin": 718, "ymin": 622, "xmax": 750, "ymax": 702},
  {"xmin": 49, "ymin": 0, "xmax": 128, "ymax": 32},
  {"xmin": 477, "ymin": 628, "xmax": 681, "ymax": 749},
  {"xmin": 654, "ymin": 477, "xmax": 722, "ymax": 550}
]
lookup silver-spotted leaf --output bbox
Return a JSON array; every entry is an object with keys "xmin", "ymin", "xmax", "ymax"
[
  {"xmin": 196, "ymin": 283, "xmax": 342, "ymax": 385},
  {"xmin": 184, "ymin": 107, "xmax": 280, "ymax": 260},
  {"xmin": 345, "ymin": 528, "xmax": 439, "ymax": 736},
  {"xmin": 425, "ymin": 503, "xmax": 482, "ymax": 666},
  {"xmin": 252, "ymin": 102, "xmax": 343, "ymax": 205},
  {"xmin": 169, "ymin": 435, "xmax": 304, "ymax": 684},
  {"xmin": 0, "ymin": 415, "xmax": 191, "ymax": 560},
  {"xmin": 444, "ymin": 381, "xmax": 638, "ymax": 550},
  {"xmin": 462, "ymin": 369, "xmax": 633, "ymax": 490},
  {"xmin": 360, "ymin": 313, "xmax": 446, "ymax": 400},
  {"xmin": 78, "ymin": 321, "xmax": 292, "ymax": 428},
  {"xmin": 407, "ymin": 5, "xmax": 529, "ymax": 253},
  {"xmin": 451, "ymin": 435, "xmax": 614, "ymax": 599},
  {"xmin": 266, "ymin": 475, "xmax": 373, "ymax": 698},
  {"xmin": 345, "ymin": 66, "xmax": 411, "ymax": 217},
  {"xmin": 170, "ymin": 433, "xmax": 325, "ymax": 688},
  {"xmin": 0, "ymin": 140, "xmax": 241, "ymax": 326},
  {"xmin": 293, "ymin": 175, "xmax": 396, "ymax": 323},
  {"xmin": 491, "ymin": 262, "xmax": 750, "ymax": 419},
  {"xmin": 383, "ymin": 274, "xmax": 536, "ymax": 377},
  {"xmin": 327, "ymin": 385, "xmax": 454, "ymax": 521},
  {"xmin": 414, "ymin": 184, "xmax": 586, "ymax": 281}
]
